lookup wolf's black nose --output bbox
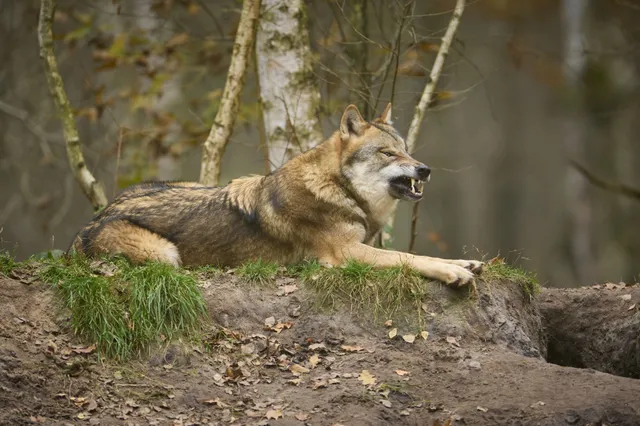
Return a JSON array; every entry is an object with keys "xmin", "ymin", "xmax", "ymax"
[{"xmin": 416, "ymin": 165, "xmax": 431, "ymax": 180}]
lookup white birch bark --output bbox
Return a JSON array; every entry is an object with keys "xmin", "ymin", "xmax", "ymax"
[{"xmin": 255, "ymin": 0, "xmax": 323, "ymax": 171}]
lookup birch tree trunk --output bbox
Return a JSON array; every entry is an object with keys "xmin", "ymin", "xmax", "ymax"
[
  {"xmin": 562, "ymin": 0, "xmax": 592, "ymax": 285},
  {"xmin": 200, "ymin": 0, "xmax": 261, "ymax": 186},
  {"xmin": 38, "ymin": 0, "xmax": 108, "ymax": 212},
  {"xmin": 255, "ymin": 0, "xmax": 323, "ymax": 171},
  {"xmin": 380, "ymin": 0, "xmax": 465, "ymax": 248}
]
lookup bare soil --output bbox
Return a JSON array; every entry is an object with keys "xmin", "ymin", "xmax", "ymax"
[{"xmin": 1, "ymin": 271, "xmax": 639, "ymax": 426}]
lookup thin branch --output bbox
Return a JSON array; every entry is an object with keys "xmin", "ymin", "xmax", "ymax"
[
  {"xmin": 199, "ymin": 0, "xmax": 261, "ymax": 186},
  {"xmin": 569, "ymin": 159, "xmax": 640, "ymax": 201},
  {"xmin": 0, "ymin": 99, "xmax": 58, "ymax": 162},
  {"xmin": 405, "ymin": 0, "xmax": 465, "ymax": 152},
  {"xmin": 380, "ymin": 0, "xmax": 466, "ymax": 249},
  {"xmin": 38, "ymin": 0, "xmax": 108, "ymax": 211}
]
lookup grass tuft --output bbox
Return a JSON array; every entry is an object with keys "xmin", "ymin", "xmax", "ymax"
[
  {"xmin": 39, "ymin": 255, "xmax": 207, "ymax": 360},
  {"xmin": 235, "ymin": 259, "xmax": 279, "ymax": 285},
  {"xmin": 483, "ymin": 260, "xmax": 540, "ymax": 298},
  {"xmin": 292, "ymin": 259, "xmax": 429, "ymax": 324},
  {"xmin": 0, "ymin": 251, "xmax": 16, "ymax": 276}
]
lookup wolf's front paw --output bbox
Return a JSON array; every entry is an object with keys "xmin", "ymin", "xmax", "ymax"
[
  {"xmin": 439, "ymin": 264, "xmax": 476, "ymax": 288},
  {"xmin": 448, "ymin": 259, "xmax": 484, "ymax": 276}
]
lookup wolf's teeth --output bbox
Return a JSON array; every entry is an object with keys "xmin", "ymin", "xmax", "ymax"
[
  {"xmin": 410, "ymin": 178, "xmax": 416, "ymax": 193},
  {"xmin": 427, "ymin": 174, "xmax": 431, "ymax": 183}
]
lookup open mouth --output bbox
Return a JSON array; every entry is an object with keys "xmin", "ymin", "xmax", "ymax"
[{"xmin": 389, "ymin": 176, "xmax": 429, "ymax": 200}]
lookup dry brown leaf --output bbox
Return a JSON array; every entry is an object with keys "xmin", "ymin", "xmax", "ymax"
[
  {"xmin": 477, "ymin": 406, "xmax": 488, "ymax": 412},
  {"xmin": 384, "ymin": 320, "xmax": 393, "ymax": 327},
  {"xmin": 288, "ymin": 378, "xmax": 302, "ymax": 386},
  {"xmin": 72, "ymin": 344, "xmax": 96, "ymax": 354},
  {"xmin": 358, "ymin": 370, "xmax": 376, "ymax": 386},
  {"xmin": 309, "ymin": 343, "xmax": 326, "ymax": 351},
  {"xmin": 203, "ymin": 397, "xmax": 229, "ymax": 408},
  {"xmin": 420, "ymin": 331, "xmax": 429, "ymax": 340},
  {"xmin": 395, "ymin": 369, "xmax": 410, "ymax": 376},
  {"xmin": 388, "ymin": 328, "xmax": 397, "ymax": 339},
  {"xmin": 340, "ymin": 345, "xmax": 364, "ymax": 352},
  {"xmin": 295, "ymin": 412, "xmax": 309, "ymax": 421},
  {"xmin": 402, "ymin": 334, "xmax": 416, "ymax": 343},
  {"xmin": 290, "ymin": 364, "xmax": 310, "ymax": 375},
  {"xmin": 312, "ymin": 379, "xmax": 328, "ymax": 390},
  {"xmin": 283, "ymin": 284, "xmax": 298, "ymax": 295},
  {"xmin": 628, "ymin": 304, "xmax": 636, "ymax": 311},
  {"xmin": 265, "ymin": 409, "xmax": 283, "ymax": 419},
  {"xmin": 309, "ymin": 354, "xmax": 320, "ymax": 368},
  {"xmin": 446, "ymin": 336, "xmax": 460, "ymax": 347}
]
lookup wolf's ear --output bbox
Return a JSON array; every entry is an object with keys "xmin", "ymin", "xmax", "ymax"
[
  {"xmin": 340, "ymin": 105, "xmax": 367, "ymax": 139},
  {"xmin": 378, "ymin": 102, "xmax": 393, "ymax": 124}
]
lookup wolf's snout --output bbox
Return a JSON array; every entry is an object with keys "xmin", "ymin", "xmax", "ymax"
[{"xmin": 416, "ymin": 165, "xmax": 431, "ymax": 181}]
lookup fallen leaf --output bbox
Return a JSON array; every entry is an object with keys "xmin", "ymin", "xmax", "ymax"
[
  {"xmin": 268, "ymin": 322, "xmax": 294, "ymax": 333},
  {"xmin": 358, "ymin": 370, "xmax": 377, "ymax": 386},
  {"xmin": 288, "ymin": 378, "xmax": 302, "ymax": 386},
  {"xmin": 388, "ymin": 328, "xmax": 397, "ymax": 339},
  {"xmin": 477, "ymin": 406, "xmax": 488, "ymax": 412},
  {"xmin": 312, "ymin": 379, "xmax": 328, "ymax": 390},
  {"xmin": 340, "ymin": 345, "xmax": 364, "ymax": 352},
  {"xmin": 381, "ymin": 400, "xmax": 392, "ymax": 408},
  {"xmin": 309, "ymin": 354, "xmax": 320, "ymax": 368},
  {"xmin": 621, "ymin": 294, "xmax": 632, "ymax": 301},
  {"xmin": 400, "ymin": 409, "xmax": 411, "ymax": 416},
  {"xmin": 402, "ymin": 334, "xmax": 416, "ymax": 343},
  {"xmin": 395, "ymin": 369, "xmax": 410, "ymax": 376},
  {"xmin": 203, "ymin": 397, "xmax": 229, "ymax": 408},
  {"xmin": 47, "ymin": 340, "xmax": 57, "ymax": 354},
  {"xmin": 72, "ymin": 344, "xmax": 96, "ymax": 354},
  {"xmin": 420, "ymin": 331, "xmax": 429, "ymax": 340},
  {"xmin": 328, "ymin": 378, "xmax": 341, "ymax": 385},
  {"xmin": 295, "ymin": 412, "xmax": 309, "ymax": 421},
  {"xmin": 446, "ymin": 336, "xmax": 460, "ymax": 347},
  {"xmin": 283, "ymin": 284, "xmax": 298, "ymax": 295},
  {"xmin": 290, "ymin": 364, "xmax": 310, "ymax": 375},
  {"xmin": 384, "ymin": 320, "xmax": 393, "ymax": 327},
  {"xmin": 628, "ymin": 304, "xmax": 636, "ymax": 311},
  {"xmin": 265, "ymin": 409, "xmax": 283, "ymax": 419},
  {"xmin": 309, "ymin": 343, "xmax": 326, "ymax": 351}
]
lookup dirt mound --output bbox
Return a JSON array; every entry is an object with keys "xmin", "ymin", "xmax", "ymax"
[{"xmin": 1, "ymin": 274, "xmax": 640, "ymax": 426}]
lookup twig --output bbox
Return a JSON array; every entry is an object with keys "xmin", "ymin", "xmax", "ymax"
[
  {"xmin": 569, "ymin": 158, "xmax": 640, "ymax": 201},
  {"xmin": 408, "ymin": 202, "xmax": 419, "ymax": 253},
  {"xmin": 113, "ymin": 127, "xmax": 124, "ymax": 198},
  {"xmin": 381, "ymin": 0, "xmax": 466, "ymax": 249},
  {"xmin": 199, "ymin": 0, "xmax": 261, "ymax": 186},
  {"xmin": 405, "ymin": 0, "xmax": 465, "ymax": 152},
  {"xmin": 48, "ymin": 174, "xmax": 74, "ymax": 230},
  {"xmin": 0, "ymin": 99, "xmax": 58, "ymax": 162},
  {"xmin": 38, "ymin": 0, "xmax": 108, "ymax": 211}
]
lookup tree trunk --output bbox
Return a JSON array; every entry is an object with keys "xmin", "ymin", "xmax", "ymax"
[
  {"xmin": 255, "ymin": 0, "xmax": 324, "ymax": 171},
  {"xmin": 38, "ymin": 0, "xmax": 108, "ymax": 212},
  {"xmin": 200, "ymin": 0, "xmax": 261, "ymax": 186}
]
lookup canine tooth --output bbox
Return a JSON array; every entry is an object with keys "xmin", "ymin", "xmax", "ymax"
[
  {"xmin": 427, "ymin": 174, "xmax": 431, "ymax": 183},
  {"xmin": 410, "ymin": 178, "xmax": 416, "ymax": 193}
]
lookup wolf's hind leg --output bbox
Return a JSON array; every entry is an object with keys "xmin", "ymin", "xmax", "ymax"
[{"xmin": 90, "ymin": 220, "xmax": 181, "ymax": 266}]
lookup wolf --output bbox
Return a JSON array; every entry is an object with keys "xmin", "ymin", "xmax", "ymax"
[{"xmin": 70, "ymin": 103, "xmax": 483, "ymax": 287}]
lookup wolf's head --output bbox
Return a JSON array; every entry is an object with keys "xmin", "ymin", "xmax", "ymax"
[{"xmin": 339, "ymin": 103, "xmax": 430, "ymax": 203}]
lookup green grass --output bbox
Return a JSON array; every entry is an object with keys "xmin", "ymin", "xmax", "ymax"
[
  {"xmin": 39, "ymin": 256, "xmax": 207, "ymax": 360},
  {"xmin": 483, "ymin": 260, "xmax": 540, "ymax": 298},
  {"xmin": 0, "ymin": 251, "xmax": 16, "ymax": 276},
  {"xmin": 235, "ymin": 259, "xmax": 279, "ymax": 285},
  {"xmin": 291, "ymin": 259, "xmax": 429, "ymax": 324}
]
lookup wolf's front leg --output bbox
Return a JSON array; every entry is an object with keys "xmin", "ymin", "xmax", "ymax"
[{"xmin": 326, "ymin": 243, "xmax": 476, "ymax": 287}]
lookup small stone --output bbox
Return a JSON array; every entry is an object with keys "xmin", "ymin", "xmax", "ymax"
[{"xmin": 468, "ymin": 360, "xmax": 481, "ymax": 370}]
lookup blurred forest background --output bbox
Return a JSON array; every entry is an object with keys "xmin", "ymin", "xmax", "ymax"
[{"xmin": 1, "ymin": 0, "xmax": 639, "ymax": 287}]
